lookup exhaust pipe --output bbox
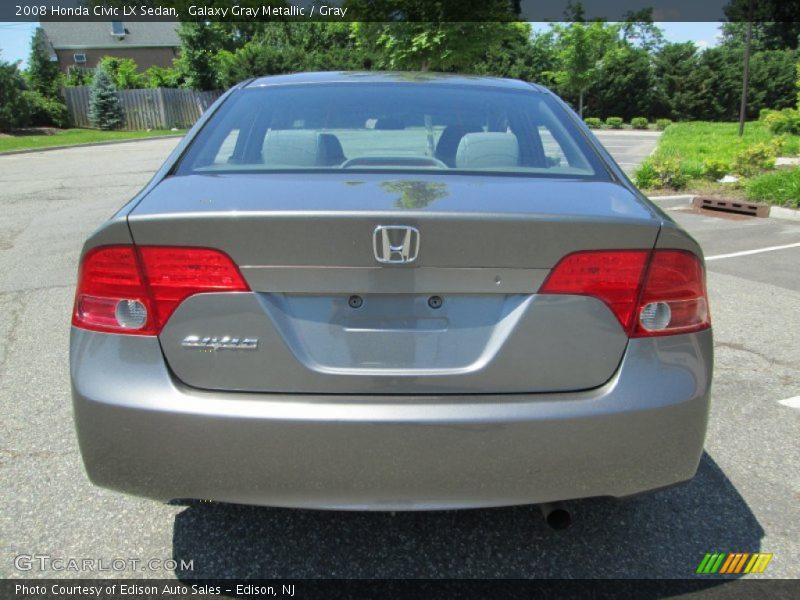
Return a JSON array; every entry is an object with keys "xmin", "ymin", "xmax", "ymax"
[{"xmin": 539, "ymin": 502, "xmax": 572, "ymax": 530}]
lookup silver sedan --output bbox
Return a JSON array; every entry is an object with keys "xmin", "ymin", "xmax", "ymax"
[{"xmin": 70, "ymin": 72, "xmax": 712, "ymax": 524}]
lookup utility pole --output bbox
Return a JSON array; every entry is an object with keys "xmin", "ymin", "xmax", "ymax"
[{"xmin": 738, "ymin": 1, "xmax": 753, "ymax": 137}]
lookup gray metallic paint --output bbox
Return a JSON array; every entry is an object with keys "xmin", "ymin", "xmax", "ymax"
[
  {"xmin": 127, "ymin": 177, "xmax": 659, "ymax": 269},
  {"xmin": 71, "ymin": 328, "xmax": 712, "ymax": 509},
  {"xmin": 159, "ymin": 292, "xmax": 628, "ymax": 394}
]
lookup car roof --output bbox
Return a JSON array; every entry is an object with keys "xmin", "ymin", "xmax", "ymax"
[{"xmin": 245, "ymin": 71, "xmax": 545, "ymax": 92}]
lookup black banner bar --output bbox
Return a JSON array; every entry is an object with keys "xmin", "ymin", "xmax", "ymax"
[
  {"xmin": 3, "ymin": 579, "xmax": 800, "ymax": 600},
  {"xmin": 2, "ymin": 0, "xmax": 800, "ymax": 23}
]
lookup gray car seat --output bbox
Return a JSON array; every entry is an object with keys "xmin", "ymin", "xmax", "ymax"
[
  {"xmin": 262, "ymin": 130, "xmax": 346, "ymax": 167},
  {"xmin": 455, "ymin": 132, "xmax": 519, "ymax": 169}
]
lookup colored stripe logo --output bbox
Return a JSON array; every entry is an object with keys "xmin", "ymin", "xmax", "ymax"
[{"xmin": 697, "ymin": 553, "xmax": 773, "ymax": 574}]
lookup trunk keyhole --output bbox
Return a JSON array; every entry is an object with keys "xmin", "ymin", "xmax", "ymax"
[
  {"xmin": 428, "ymin": 296, "xmax": 443, "ymax": 309},
  {"xmin": 348, "ymin": 295, "xmax": 363, "ymax": 309}
]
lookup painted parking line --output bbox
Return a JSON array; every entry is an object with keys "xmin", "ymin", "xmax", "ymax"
[
  {"xmin": 778, "ymin": 397, "xmax": 800, "ymax": 410},
  {"xmin": 705, "ymin": 242, "xmax": 800, "ymax": 261}
]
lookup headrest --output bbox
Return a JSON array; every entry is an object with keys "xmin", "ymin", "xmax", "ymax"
[
  {"xmin": 455, "ymin": 132, "xmax": 519, "ymax": 169},
  {"xmin": 262, "ymin": 130, "xmax": 345, "ymax": 167}
]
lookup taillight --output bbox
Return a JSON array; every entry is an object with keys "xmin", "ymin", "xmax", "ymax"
[
  {"xmin": 72, "ymin": 245, "xmax": 249, "ymax": 335},
  {"xmin": 539, "ymin": 249, "xmax": 710, "ymax": 337},
  {"xmin": 539, "ymin": 250, "xmax": 649, "ymax": 332},
  {"xmin": 632, "ymin": 250, "xmax": 710, "ymax": 337}
]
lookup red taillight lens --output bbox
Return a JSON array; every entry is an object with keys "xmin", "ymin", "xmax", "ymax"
[
  {"xmin": 632, "ymin": 250, "xmax": 710, "ymax": 337},
  {"xmin": 539, "ymin": 250, "xmax": 649, "ymax": 332},
  {"xmin": 73, "ymin": 246, "xmax": 152, "ymax": 334},
  {"xmin": 538, "ymin": 249, "xmax": 710, "ymax": 337},
  {"xmin": 72, "ymin": 245, "xmax": 249, "ymax": 335},
  {"xmin": 137, "ymin": 247, "xmax": 249, "ymax": 331}
]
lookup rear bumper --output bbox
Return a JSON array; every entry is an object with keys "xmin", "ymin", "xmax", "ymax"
[{"xmin": 70, "ymin": 328, "xmax": 712, "ymax": 510}]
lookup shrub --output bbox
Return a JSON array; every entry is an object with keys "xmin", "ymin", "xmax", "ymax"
[
  {"xmin": 655, "ymin": 118, "xmax": 672, "ymax": 130},
  {"xmin": 702, "ymin": 158, "xmax": 730, "ymax": 181},
  {"xmin": 144, "ymin": 65, "xmax": 183, "ymax": 88},
  {"xmin": 732, "ymin": 143, "xmax": 776, "ymax": 177},
  {"xmin": 631, "ymin": 117, "xmax": 649, "ymax": 129},
  {"xmin": 64, "ymin": 66, "xmax": 93, "ymax": 86},
  {"xmin": 23, "ymin": 90, "xmax": 69, "ymax": 128},
  {"xmin": 653, "ymin": 157, "xmax": 690, "ymax": 189},
  {"xmin": 746, "ymin": 168, "xmax": 800, "ymax": 207},
  {"xmin": 0, "ymin": 60, "xmax": 31, "ymax": 131},
  {"xmin": 634, "ymin": 160, "xmax": 658, "ymax": 188},
  {"xmin": 97, "ymin": 56, "xmax": 144, "ymax": 90},
  {"xmin": 758, "ymin": 108, "xmax": 775, "ymax": 121},
  {"xmin": 606, "ymin": 116, "xmax": 623, "ymax": 129},
  {"xmin": 764, "ymin": 108, "xmax": 800, "ymax": 135},
  {"xmin": 584, "ymin": 117, "xmax": 602, "ymax": 129},
  {"xmin": 634, "ymin": 157, "xmax": 691, "ymax": 190},
  {"xmin": 769, "ymin": 135, "xmax": 786, "ymax": 156},
  {"xmin": 88, "ymin": 67, "xmax": 123, "ymax": 130}
]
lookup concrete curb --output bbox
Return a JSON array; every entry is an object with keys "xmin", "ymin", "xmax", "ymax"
[
  {"xmin": 769, "ymin": 206, "xmax": 800, "ymax": 221},
  {"xmin": 648, "ymin": 194, "xmax": 799, "ymax": 221},
  {"xmin": 0, "ymin": 134, "xmax": 184, "ymax": 157},
  {"xmin": 648, "ymin": 194, "xmax": 694, "ymax": 209}
]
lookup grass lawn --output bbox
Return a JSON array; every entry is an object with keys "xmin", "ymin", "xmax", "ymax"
[
  {"xmin": 650, "ymin": 121, "xmax": 800, "ymax": 164},
  {"xmin": 0, "ymin": 128, "xmax": 186, "ymax": 153},
  {"xmin": 637, "ymin": 121, "xmax": 800, "ymax": 208}
]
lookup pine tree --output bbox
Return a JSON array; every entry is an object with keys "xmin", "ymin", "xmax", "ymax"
[
  {"xmin": 28, "ymin": 27, "xmax": 61, "ymax": 97},
  {"xmin": 88, "ymin": 67, "xmax": 123, "ymax": 130}
]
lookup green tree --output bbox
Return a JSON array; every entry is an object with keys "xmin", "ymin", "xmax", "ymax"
[
  {"xmin": 548, "ymin": 21, "xmax": 619, "ymax": 116},
  {"xmin": 27, "ymin": 27, "xmax": 61, "ymax": 97},
  {"xmin": 353, "ymin": 21, "xmax": 518, "ymax": 72},
  {"xmin": 474, "ymin": 24, "xmax": 558, "ymax": 84},
  {"xmin": 721, "ymin": 0, "xmax": 800, "ymax": 51},
  {"xmin": 213, "ymin": 22, "xmax": 370, "ymax": 89},
  {"xmin": 349, "ymin": 1, "xmax": 519, "ymax": 72},
  {"xmin": 176, "ymin": 22, "xmax": 223, "ymax": 90},
  {"xmin": 592, "ymin": 45, "xmax": 658, "ymax": 120},
  {"xmin": 748, "ymin": 49, "xmax": 798, "ymax": 115},
  {"xmin": 0, "ymin": 56, "xmax": 31, "ymax": 131},
  {"xmin": 654, "ymin": 42, "xmax": 707, "ymax": 121},
  {"xmin": 620, "ymin": 9, "xmax": 665, "ymax": 52},
  {"xmin": 175, "ymin": 16, "xmax": 277, "ymax": 89},
  {"xmin": 88, "ymin": 67, "xmax": 123, "ymax": 130}
]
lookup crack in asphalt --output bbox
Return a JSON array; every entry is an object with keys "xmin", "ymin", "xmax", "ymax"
[{"xmin": 715, "ymin": 341, "xmax": 798, "ymax": 369}]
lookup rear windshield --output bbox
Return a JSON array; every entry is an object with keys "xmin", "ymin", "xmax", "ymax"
[{"xmin": 176, "ymin": 82, "xmax": 609, "ymax": 179}]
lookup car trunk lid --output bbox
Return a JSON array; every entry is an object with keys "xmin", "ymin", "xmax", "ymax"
[{"xmin": 129, "ymin": 173, "xmax": 660, "ymax": 394}]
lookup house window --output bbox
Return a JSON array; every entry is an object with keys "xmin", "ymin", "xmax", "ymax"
[
  {"xmin": 73, "ymin": 53, "xmax": 87, "ymax": 64},
  {"xmin": 111, "ymin": 21, "xmax": 125, "ymax": 36}
]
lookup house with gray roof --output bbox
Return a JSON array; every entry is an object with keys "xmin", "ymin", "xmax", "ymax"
[{"xmin": 40, "ymin": 21, "xmax": 180, "ymax": 72}]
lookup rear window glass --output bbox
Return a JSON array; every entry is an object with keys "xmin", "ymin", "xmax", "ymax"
[{"xmin": 177, "ymin": 83, "xmax": 608, "ymax": 179}]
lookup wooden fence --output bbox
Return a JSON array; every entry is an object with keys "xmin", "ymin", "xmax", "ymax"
[{"xmin": 63, "ymin": 87, "xmax": 223, "ymax": 130}]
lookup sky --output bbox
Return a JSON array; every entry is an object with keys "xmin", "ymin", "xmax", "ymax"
[{"xmin": 0, "ymin": 21, "xmax": 723, "ymax": 69}]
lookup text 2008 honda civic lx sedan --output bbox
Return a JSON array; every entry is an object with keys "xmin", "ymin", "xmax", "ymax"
[{"xmin": 70, "ymin": 72, "xmax": 712, "ymax": 515}]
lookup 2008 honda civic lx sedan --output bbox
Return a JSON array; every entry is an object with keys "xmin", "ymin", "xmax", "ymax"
[{"xmin": 70, "ymin": 72, "xmax": 712, "ymax": 513}]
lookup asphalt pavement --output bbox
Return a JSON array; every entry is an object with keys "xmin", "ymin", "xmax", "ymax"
[
  {"xmin": 0, "ymin": 136, "xmax": 797, "ymax": 581},
  {"xmin": 594, "ymin": 129, "xmax": 661, "ymax": 174}
]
